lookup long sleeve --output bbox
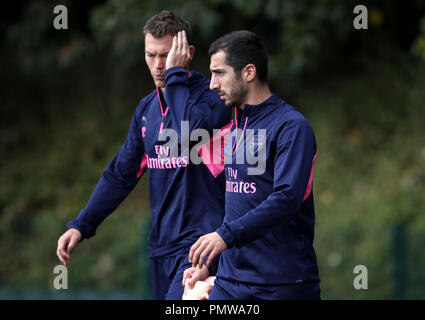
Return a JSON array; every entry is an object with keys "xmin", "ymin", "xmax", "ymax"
[
  {"xmin": 164, "ymin": 67, "xmax": 230, "ymax": 136},
  {"xmin": 217, "ymin": 117, "xmax": 317, "ymax": 248},
  {"xmin": 66, "ymin": 102, "xmax": 147, "ymax": 240}
]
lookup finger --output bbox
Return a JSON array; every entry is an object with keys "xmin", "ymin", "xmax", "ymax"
[
  {"xmin": 56, "ymin": 249, "xmax": 66, "ymax": 265},
  {"xmin": 182, "ymin": 30, "xmax": 187, "ymax": 44},
  {"xmin": 187, "ymin": 268, "xmax": 203, "ymax": 289},
  {"xmin": 197, "ymin": 245, "xmax": 213, "ymax": 268},
  {"xmin": 189, "ymin": 239, "xmax": 202, "ymax": 263},
  {"xmin": 191, "ymin": 241, "xmax": 208, "ymax": 267},
  {"xmin": 182, "ymin": 272, "xmax": 188, "ymax": 287},
  {"xmin": 187, "ymin": 276, "xmax": 196, "ymax": 289},
  {"xmin": 182, "ymin": 268, "xmax": 193, "ymax": 286},
  {"xmin": 56, "ymin": 247, "xmax": 69, "ymax": 266},
  {"xmin": 168, "ymin": 35, "xmax": 177, "ymax": 60},
  {"xmin": 195, "ymin": 242, "xmax": 213, "ymax": 268},
  {"xmin": 59, "ymin": 247, "xmax": 70, "ymax": 263},
  {"xmin": 205, "ymin": 248, "xmax": 218, "ymax": 269},
  {"xmin": 191, "ymin": 249, "xmax": 199, "ymax": 267},
  {"xmin": 182, "ymin": 30, "xmax": 189, "ymax": 54},
  {"xmin": 57, "ymin": 237, "xmax": 70, "ymax": 259},
  {"xmin": 177, "ymin": 31, "xmax": 183, "ymax": 54},
  {"xmin": 67, "ymin": 236, "xmax": 78, "ymax": 254},
  {"xmin": 171, "ymin": 34, "xmax": 177, "ymax": 52},
  {"xmin": 174, "ymin": 31, "xmax": 180, "ymax": 55},
  {"xmin": 180, "ymin": 31, "xmax": 186, "ymax": 56}
]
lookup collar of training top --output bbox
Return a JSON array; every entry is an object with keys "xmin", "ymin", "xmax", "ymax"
[{"xmin": 239, "ymin": 93, "xmax": 281, "ymax": 117}]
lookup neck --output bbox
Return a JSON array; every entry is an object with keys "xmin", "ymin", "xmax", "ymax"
[{"xmin": 238, "ymin": 82, "xmax": 271, "ymax": 111}]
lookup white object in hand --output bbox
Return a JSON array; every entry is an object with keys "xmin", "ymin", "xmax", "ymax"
[{"xmin": 182, "ymin": 276, "xmax": 216, "ymax": 300}]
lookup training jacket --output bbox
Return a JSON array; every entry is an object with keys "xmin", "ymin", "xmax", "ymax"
[
  {"xmin": 67, "ymin": 67, "xmax": 232, "ymax": 260},
  {"xmin": 216, "ymin": 93, "xmax": 320, "ymax": 285}
]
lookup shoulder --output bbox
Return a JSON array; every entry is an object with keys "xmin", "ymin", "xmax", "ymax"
[
  {"xmin": 271, "ymin": 99, "xmax": 314, "ymax": 140},
  {"xmin": 134, "ymin": 90, "xmax": 156, "ymax": 117}
]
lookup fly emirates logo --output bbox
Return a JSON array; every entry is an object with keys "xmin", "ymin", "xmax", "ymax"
[
  {"xmin": 226, "ymin": 167, "xmax": 256, "ymax": 194},
  {"xmin": 146, "ymin": 145, "xmax": 189, "ymax": 170},
  {"xmin": 143, "ymin": 121, "xmax": 267, "ymax": 176}
]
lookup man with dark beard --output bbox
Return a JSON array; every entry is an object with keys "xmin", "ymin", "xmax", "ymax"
[{"xmin": 184, "ymin": 30, "xmax": 321, "ymax": 300}]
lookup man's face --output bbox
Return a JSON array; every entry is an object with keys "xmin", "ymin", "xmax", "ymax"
[
  {"xmin": 209, "ymin": 50, "xmax": 247, "ymax": 107},
  {"xmin": 144, "ymin": 32, "xmax": 173, "ymax": 88}
]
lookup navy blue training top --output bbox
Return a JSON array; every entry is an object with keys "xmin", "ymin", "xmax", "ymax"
[
  {"xmin": 67, "ymin": 67, "xmax": 232, "ymax": 259},
  {"xmin": 216, "ymin": 93, "xmax": 320, "ymax": 285}
]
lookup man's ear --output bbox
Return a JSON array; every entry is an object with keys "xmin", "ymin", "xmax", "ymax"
[
  {"xmin": 189, "ymin": 45, "xmax": 195, "ymax": 60},
  {"xmin": 242, "ymin": 64, "xmax": 256, "ymax": 82}
]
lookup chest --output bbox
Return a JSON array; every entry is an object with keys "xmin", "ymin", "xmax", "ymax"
[{"xmin": 224, "ymin": 119, "xmax": 276, "ymax": 184}]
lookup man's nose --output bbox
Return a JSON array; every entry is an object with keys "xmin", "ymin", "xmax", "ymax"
[
  {"xmin": 210, "ymin": 77, "xmax": 219, "ymax": 91},
  {"xmin": 155, "ymin": 57, "xmax": 165, "ymax": 70}
]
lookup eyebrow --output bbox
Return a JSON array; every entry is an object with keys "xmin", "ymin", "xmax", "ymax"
[
  {"xmin": 145, "ymin": 50, "xmax": 169, "ymax": 56},
  {"xmin": 210, "ymin": 68, "xmax": 225, "ymax": 73}
]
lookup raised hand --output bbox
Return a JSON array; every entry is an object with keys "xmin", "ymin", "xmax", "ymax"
[{"xmin": 166, "ymin": 30, "xmax": 193, "ymax": 70}]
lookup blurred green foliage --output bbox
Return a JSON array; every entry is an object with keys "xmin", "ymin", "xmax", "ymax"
[{"xmin": 1, "ymin": 0, "xmax": 425, "ymax": 299}]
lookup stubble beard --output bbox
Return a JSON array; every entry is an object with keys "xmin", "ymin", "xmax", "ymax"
[{"xmin": 225, "ymin": 77, "xmax": 247, "ymax": 108}]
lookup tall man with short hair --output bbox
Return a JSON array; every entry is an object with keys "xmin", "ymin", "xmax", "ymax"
[
  {"xmin": 185, "ymin": 30, "xmax": 321, "ymax": 300},
  {"xmin": 56, "ymin": 11, "xmax": 231, "ymax": 300}
]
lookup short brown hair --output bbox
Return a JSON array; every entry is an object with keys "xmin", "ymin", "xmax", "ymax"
[{"xmin": 143, "ymin": 10, "xmax": 192, "ymax": 44}]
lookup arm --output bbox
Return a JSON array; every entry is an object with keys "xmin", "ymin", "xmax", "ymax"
[
  {"xmin": 165, "ymin": 68, "xmax": 219, "ymax": 133},
  {"xmin": 217, "ymin": 117, "xmax": 317, "ymax": 248},
  {"xmin": 57, "ymin": 104, "xmax": 146, "ymax": 265},
  {"xmin": 164, "ymin": 31, "xmax": 229, "ymax": 135},
  {"xmin": 65, "ymin": 102, "xmax": 147, "ymax": 240}
]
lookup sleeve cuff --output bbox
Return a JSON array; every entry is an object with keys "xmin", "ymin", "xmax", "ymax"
[
  {"xmin": 216, "ymin": 223, "xmax": 236, "ymax": 249},
  {"xmin": 165, "ymin": 66, "xmax": 188, "ymax": 85},
  {"xmin": 66, "ymin": 219, "xmax": 95, "ymax": 241}
]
